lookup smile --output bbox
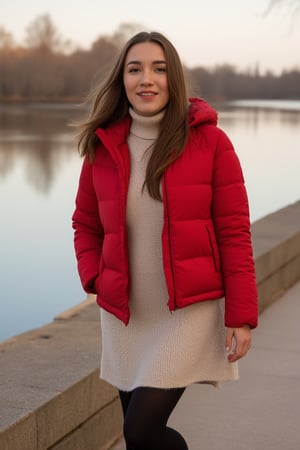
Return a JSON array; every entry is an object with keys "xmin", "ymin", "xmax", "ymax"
[{"xmin": 138, "ymin": 92, "xmax": 157, "ymax": 96}]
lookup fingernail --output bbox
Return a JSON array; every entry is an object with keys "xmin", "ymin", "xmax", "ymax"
[{"xmin": 226, "ymin": 346, "xmax": 230, "ymax": 352}]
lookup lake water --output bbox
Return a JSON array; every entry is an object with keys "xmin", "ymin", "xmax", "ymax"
[{"xmin": 1, "ymin": 100, "xmax": 300, "ymax": 342}]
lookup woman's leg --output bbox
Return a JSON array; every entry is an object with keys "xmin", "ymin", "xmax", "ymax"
[
  {"xmin": 119, "ymin": 390, "xmax": 135, "ymax": 450},
  {"xmin": 119, "ymin": 386, "xmax": 188, "ymax": 450},
  {"xmin": 119, "ymin": 389, "xmax": 133, "ymax": 417}
]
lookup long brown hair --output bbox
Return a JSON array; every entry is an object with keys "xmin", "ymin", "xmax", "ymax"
[{"xmin": 77, "ymin": 31, "xmax": 190, "ymax": 200}]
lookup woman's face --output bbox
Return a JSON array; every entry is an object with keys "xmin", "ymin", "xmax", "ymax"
[{"xmin": 123, "ymin": 41, "xmax": 170, "ymax": 116}]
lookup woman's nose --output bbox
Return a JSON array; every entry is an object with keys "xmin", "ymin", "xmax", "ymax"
[{"xmin": 140, "ymin": 69, "xmax": 153, "ymax": 85}]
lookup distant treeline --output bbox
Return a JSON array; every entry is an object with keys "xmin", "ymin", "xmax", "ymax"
[{"xmin": 0, "ymin": 16, "xmax": 299, "ymax": 101}]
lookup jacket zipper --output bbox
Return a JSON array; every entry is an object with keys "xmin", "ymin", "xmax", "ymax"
[{"xmin": 163, "ymin": 173, "xmax": 177, "ymax": 309}]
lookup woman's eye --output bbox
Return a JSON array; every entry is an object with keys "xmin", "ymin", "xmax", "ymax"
[
  {"xmin": 155, "ymin": 67, "xmax": 167, "ymax": 73},
  {"xmin": 128, "ymin": 68, "xmax": 140, "ymax": 73}
]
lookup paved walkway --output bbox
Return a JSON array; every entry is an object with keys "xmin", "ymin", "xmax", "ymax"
[{"xmin": 111, "ymin": 280, "xmax": 300, "ymax": 450}]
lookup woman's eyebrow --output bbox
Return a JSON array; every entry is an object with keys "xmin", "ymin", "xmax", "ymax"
[
  {"xmin": 126, "ymin": 60, "xmax": 140, "ymax": 66},
  {"xmin": 126, "ymin": 60, "xmax": 166, "ymax": 66}
]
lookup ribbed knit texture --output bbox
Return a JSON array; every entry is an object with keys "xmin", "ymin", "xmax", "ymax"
[{"xmin": 99, "ymin": 108, "xmax": 238, "ymax": 390}]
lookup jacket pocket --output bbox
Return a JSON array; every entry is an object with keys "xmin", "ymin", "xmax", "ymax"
[
  {"xmin": 94, "ymin": 256, "xmax": 105, "ymax": 295},
  {"xmin": 205, "ymin": 225, "xmax": 221, "ymax": 272}
]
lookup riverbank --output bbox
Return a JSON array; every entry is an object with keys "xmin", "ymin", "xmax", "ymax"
[
  {"xmin": 1, "ymin": 96, "xmax": 300, "ymax": 105},
  {"xmin": 1, "ymin": 200, "xmax": 300, "ymax": 450},
  {"xmin": 0, "ymin": 96, "xmax": 83, "ymax": 104},
  {"xmin": 222, "ymin": 98, "xmax": 300, "ymax": 111}
]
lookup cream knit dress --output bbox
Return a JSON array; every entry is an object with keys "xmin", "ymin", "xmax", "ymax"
[{"xmin": 99, "ymin": 109, "xmax": 239, "ymax": 391}]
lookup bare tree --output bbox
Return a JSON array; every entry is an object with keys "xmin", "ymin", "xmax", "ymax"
[
  {"xmin": 0, "ymin": 26, "xmax": 14, "ymax": 49},
  {"xmin": 265, "ymin": 0, "xmax": 300, "ymax": 16},
  {"xmin": 111, "ymin": 22, "xmax": 145, "ymax": 48},
  {"xmin": 25, "ymin": 14, "xmax": 65, "ymax": 53}
]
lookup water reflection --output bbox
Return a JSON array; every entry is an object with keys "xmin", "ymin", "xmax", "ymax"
[
  {"xmin": 0, "ymin": 103, "xmax": 88, "ymax": 342},
  {"xmin": 0, "ymin": 103, "xmax": 85, "ymax": 193},
  {"xmin": 217, "ymin": 104, "xmax": 300, "ymax": 131},
  {"xmin": 217, "ymin": 101, "xmax": 300, "ymax": 225}
]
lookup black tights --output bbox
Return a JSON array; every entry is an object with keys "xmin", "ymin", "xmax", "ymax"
[{"xmin": 119, "ymin": 386, "xmax": 188, "ymax": 450}]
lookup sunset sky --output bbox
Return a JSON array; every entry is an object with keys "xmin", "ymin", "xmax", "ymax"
[{"xmin": 1, "ymin": 0, "xmax": 300, "ymax": 74}]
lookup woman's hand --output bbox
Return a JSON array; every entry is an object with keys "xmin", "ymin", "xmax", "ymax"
[{"xmin": 225, "ymin": 325, "xmax": 252, "ymax": 363}]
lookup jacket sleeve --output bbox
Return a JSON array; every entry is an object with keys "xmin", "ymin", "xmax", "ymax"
[
  {"xmin": 72, "ymin": 156, "xmax": 103, "ymax": 294},
  {"xmin": 212, "ymin": 129, "xmax": 258, "ymax": 328}
]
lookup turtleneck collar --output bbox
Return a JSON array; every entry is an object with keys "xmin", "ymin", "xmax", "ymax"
[{"xmin": 129, "ymin": 107, "xmax": 165, "ymax": 140}]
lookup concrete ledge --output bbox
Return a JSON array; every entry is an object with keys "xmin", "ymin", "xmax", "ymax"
[
  {"xmin": 1, "ymin": 200, "xmax": 300, "ymax": 449},
  {"xmin": 0, "ymin": 299, "xmax": 123, "ymax": 450},
  {"xmin": 251, "ymin": 200, "xmax": 300, "ymax": 311}
]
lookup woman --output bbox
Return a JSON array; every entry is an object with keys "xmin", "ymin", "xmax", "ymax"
[{"xmin": 72, "ymin": 31, "xmax": 258, "ymax": 450}]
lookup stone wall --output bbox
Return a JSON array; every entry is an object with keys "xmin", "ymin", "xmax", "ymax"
[
  {"xmin": 1, "ymin": 200, "xmax": 300, "ymax": 450},
  {"xmin": 252, "ymin": 200, "xmax": 300, "ymax": 311}
]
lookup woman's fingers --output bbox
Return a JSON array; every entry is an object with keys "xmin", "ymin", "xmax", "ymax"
[{"xmin": 226, "ymin": 326, "xmax": 251, "ymax": 363}]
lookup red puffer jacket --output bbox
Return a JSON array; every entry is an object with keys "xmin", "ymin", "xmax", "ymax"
[{"xmin": 72, "ymin": 98, "xmax": 258, "ymax": 328}]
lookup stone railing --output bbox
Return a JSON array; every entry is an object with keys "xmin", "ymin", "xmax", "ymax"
[
  {"xmin": 1, "ymin": 200, "xmax": 300, "ymax": 450},
  {"xmin": 251, "ymin": 200, "xmax": 300, "ymax": 312}
]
